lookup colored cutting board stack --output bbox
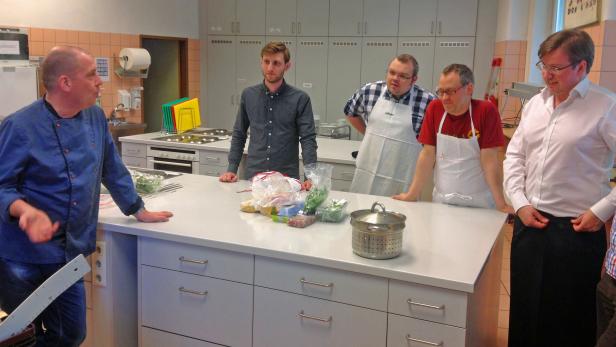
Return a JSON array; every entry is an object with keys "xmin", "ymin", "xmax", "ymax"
[{"xmin": 162, "ymin": 97, "xmax": 201, "ymax": 133}]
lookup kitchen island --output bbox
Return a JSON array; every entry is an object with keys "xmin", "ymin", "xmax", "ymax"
[{"xmin": 91, "ymin": 173, "xmax": 506, "ymax": 347}]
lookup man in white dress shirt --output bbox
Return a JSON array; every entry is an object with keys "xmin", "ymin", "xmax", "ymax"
[{"xmin": 504, "ymin": 29, "xmax": 616, "ymax": 347}]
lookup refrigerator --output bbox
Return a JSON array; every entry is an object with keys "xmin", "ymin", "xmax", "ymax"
[{"xmin": 0, "ymin": 65, "xmax": 38, "ymax": 121}]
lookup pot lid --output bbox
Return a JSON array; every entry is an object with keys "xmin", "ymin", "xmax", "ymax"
[{"xmin": 350, "ymin": 202, "xmax": 406, "ymax": 225}]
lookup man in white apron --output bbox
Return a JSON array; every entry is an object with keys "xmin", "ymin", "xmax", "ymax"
[
  {"xmin": 393, "ymin": 64, "xmax": 511, "ymax": 212},
  {"xmin": 344, "ymin": 54, "xmax": 434, "ymax": 196}
]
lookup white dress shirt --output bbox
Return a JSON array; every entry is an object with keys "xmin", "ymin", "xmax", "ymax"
[{"xmin": 504, "ymin": 77, "xmax": 616, "ymax": 221}]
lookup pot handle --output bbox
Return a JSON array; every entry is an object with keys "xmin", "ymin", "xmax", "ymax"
[
  {"xmin": 370, "ymin": 202, "xmax": 386, "ymax": 213},
  {"xmin": 367, "ymin": 224, "xmax": 390, "ymax": 232}
]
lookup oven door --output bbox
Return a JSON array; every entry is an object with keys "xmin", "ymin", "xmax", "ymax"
[{"xmin": 147, "ymin": 157, "xmax": 198, "ymax": 174}]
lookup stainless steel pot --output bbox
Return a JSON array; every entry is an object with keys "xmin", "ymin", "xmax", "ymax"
[{"xmin": 350, "ymin": 202, "xmax": 406, "ymax": 259}]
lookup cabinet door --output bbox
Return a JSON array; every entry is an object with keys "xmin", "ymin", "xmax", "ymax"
[
  {"xmin": 142, "ymin": 327, "xmax": 222, "ymax": 347},
  {"xmin": 297, "ymin": 0, "xmax": 330, "ymax": 36},
  {"xmin": 326, "ymin": 37, "xmax": 362, "ymax": 123},
  {"xmin": 141, "ymin": 266, "xmax": 253, "ymax": 347},
  {"xmin": 207, "ymin": 37, "xmax": 236, "ymax": 129},
  {"xmin": 235, "ymin": 36, "xmax": 266, "ymax": 129},
  {"xmin": 296, "ymin": 37, "xmax": 328, "ymax": 120},
  {"xmin": 253, "ymin": 287, "xmax": 387, "ymax": 347},
  {"xmin": 397, "ymin": 37, "xmax": 436, "ymax": 91},
  {"xmin": 329, "ymin": 0, "xmax": 364, "ymax": 36},
  {"xmin": 398, "ymin": 0, "xmax": 438, "ymax": 36},
  {"xmin": 237, "ymin": 0, "xmax": 266, "ymax": 35},
  {"xmin": 266, "ymin": 36, "xmax": 297, "ymax": 85},
  {"xmin": 266, "ymin": 0, "xmax": 297, "ymax": 36},
  {"xmin": 360, "ymin": 37, "xmax": 397, "ymax": 86},
  {"xmin": 433, "ymin": 37, "xmax": 475, "ymax": 88},
  {"xmin": 436, "ymin": 0, "xmax": 478, "ymax": 36},
  {"xmin": 207, "ymin": 0, "xmax": 236, "ymax": 35},
  {"xmin": 387, "ymin": 314, "xmax": 465, "ymax": 347},
  {"xmin": 363, "ymin": 0, "xmax": 399, "ymax": 36}
]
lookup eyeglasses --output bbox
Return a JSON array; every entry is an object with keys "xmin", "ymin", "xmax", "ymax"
[
  {"xmin": 535, "ymin": 60, "xmax": 578, "ymax": 73},
  {"xmin": 435, "ymin": 85, "xmax": 465, "ymax": 97},
  {"xmin": 387, "ymin": 69, "xmax": 413, "ymax": 81}
]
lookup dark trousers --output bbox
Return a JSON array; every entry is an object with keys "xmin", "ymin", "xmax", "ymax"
[
  {"xmin": 508, "ymin": 214, "xmax": 606, "ymax": 347},
  {"xmin": 597, "ymin": 273, "xmax": 616, "ymax": 347},
  {"xmin": 0, "ymin": 257, "xmax": 86, "ymax": 347}
]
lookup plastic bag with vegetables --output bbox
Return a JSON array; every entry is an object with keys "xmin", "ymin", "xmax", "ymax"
[
  {"xmin": 250, "ymin": 171, "xmax": 302, "ymax": 212},
  {"xmin": 303, "ymin": 163, "xmax": 333, "ymax": 215}
]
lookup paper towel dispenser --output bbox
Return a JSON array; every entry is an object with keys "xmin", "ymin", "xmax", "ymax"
[{"xmin": 115, "ymin": 48, "xmax": 151, "ymax": 78}]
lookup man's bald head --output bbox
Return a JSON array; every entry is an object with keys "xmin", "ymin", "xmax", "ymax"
[{"xmin": 41, "ymin": 46, "xmax": 90, "ymax": 92}]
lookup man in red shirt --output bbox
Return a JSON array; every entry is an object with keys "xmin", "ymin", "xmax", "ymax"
[{"xmin": 394, "ymin": 64, "xmax": 512, "ymax": 212}]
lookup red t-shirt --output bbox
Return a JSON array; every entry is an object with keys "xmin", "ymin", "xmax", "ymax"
[{"xmin": 418, "ymin": 99, "xmax": 505, "ymax": 149}]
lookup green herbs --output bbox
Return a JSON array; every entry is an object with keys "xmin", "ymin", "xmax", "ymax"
[
  {"xmin": 304, "ymin": 187, "xmax": 328, "ymax": 214},
  {"xmin": 132, "ymin": 172, "xmax": 163, "ymax": 194},
  {"xmin": 317, "ymin": 199, "xmax": 348, "ymax": 222}
]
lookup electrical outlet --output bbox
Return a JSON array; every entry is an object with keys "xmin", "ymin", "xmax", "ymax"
[{"xmin": 92, "ymin": 241, "xmax": 107, "ymax": 287}]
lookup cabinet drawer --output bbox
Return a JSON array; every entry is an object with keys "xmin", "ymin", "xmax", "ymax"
[
  {"xmin": 199, "ymin": 150, "xmax": 228, "ymax": 166},
  {"xmin": 139, "ymin": 237, "xmax": 253, "ymax": 284},
  {"xmin": 387, "ymin": 313, "xmax": 465, "ymax": 347},
  {"xmin": 141, "ymin": 266, "xmax": 252, "ymax": 347},
  {"xmin": 389, "ymin": 279, "xmax": 468, "ymax": 328},
  {"xmin": 141, "ymin": 327, "xmax": 224, "ymax": 347},
  {"xmin": 255, "ymin": 256, "xmax": 387, "ymax": 311},
  {"xmin": 330, "ymin": 162, "xmax": 355, "ymax": 181},
  {"xmin": 122, "ymin": 142, "xmax": 146, "ymax": 157},
  {"xmin": 199, "ymin": 164, "xmax": 225, "ymax": 177},
  {"xmin": 123, "ymin": 156, "xmax": 147, "ymax": 168},
  {"xmin": 253, "ymin": 286, "xmax": 386, "ymax": 347},
  {"xmin": 331, "ymin": 178, "xmax": 351, "ymax": 192}
]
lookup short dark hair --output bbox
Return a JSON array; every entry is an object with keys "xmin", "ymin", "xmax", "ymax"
[
  {"xmin": 261, "ymin": 41, "xmax": 290, "ymax": 63},
  {"xmin": 538, "ymin": 29, "xmax": 594, "ymax": 73},
  {"xmin": 442, "ymin": 63, "xmax": 474, "ymax": 85},
  {"xmin": 41, "ymin": 46, "xmax": 88, "ymax": 91},
  {"xmin": 391, "ymin": 53, "xmax": 419, "ymax": 78}
]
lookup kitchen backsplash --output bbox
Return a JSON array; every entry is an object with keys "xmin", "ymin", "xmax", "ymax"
[{"xmin": 5, "ymin": 26, "xmax": 200, "ymax": 125}]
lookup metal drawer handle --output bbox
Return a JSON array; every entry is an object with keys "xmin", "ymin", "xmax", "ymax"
[
  {"xmin": 206, "ymin": 156, "xmax": 220, "ymax": 161},
  {"xmin": 179, "ymin": 286, "xmax": 208, "ymax": 296},
  {"xmin": 179, "ymin": 256, "xmax": 208, "ymax": 265},
  {"xmin": 298, "ymin": 310, "xmax": 332, "ymax": 323},
  {"xmin": 150, "ymin": 160, "xmax": 192, "ymax": 168},
  {"xmin": 407, "ymin": 299, "xmax": 445, "ymax": 310},
  {"xmin": 406, "ymin": 334, "xmax": 443, "ymax": 346},
  {"xmin": 300, "ymin": 277, "xmax": 333, "ymax": 288}
]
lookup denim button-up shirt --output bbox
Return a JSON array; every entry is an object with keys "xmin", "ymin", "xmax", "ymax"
[
  {"xmin": 0, "ymin": 99, "xmax": 143, "ymax": 263},
  {"xmin": 227, "ymin": 81, "xmax": 318, "ymax": 180}
]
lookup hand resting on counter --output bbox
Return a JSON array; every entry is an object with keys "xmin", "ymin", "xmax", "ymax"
[
  {"xmin": 219, "ymin": 172, "xmax": 238, "ymax": 183},
  {"xmin": 135, "ymin": 208, "xmax": 174, "ymax": 223}
]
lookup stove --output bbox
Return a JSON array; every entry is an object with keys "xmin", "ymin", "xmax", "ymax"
[{"xmin": 152, "ymin": 128, "xmax": 232, "ymax": 145}]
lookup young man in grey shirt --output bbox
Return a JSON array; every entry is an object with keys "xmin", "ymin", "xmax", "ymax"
[{"xmin": 219, "ymin": 41, "xmax": 317, "ymax": 187}]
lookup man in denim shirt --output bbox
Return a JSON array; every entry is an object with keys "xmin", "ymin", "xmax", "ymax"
[
  {"xmin": 0, "ymin": 46, "xmax": 173, "ymax": 346},
  {"xmin": 219, "ymin": 41, "xmax": 317, "ymax": 187}
]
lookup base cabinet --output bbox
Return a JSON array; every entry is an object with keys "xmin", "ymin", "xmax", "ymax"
[
  {"xmin": 253, "ymin": 286, "xmax": 387, "ymax": 347},
  {"xmin": 141, "ymin": 327, "xmax": 225, "ymax": 347},
  {"xmin": 387, "ymin": 314, "xmax": 466, "ymax": 347},
  {"xmin": 141, "ymin": 266, "xmax": 252, "ymax": 347}
]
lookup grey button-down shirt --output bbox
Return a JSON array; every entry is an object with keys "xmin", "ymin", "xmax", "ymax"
[{"xmin": 227, "ymin": 80, "xmax": 318, "ymax": 180}]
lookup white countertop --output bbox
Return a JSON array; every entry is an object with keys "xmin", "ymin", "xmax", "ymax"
[
  {"xmin": 119, "ymin": 131, "xmax": 360, "ymax": 165},
  {"xmin": 98, "ymin": 173, "xmax": 506, "ymax": 293}
]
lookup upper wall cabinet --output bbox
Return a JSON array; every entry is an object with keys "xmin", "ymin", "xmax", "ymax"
[
  {"xmin": 399, "ymin": 0, "xmax": 478, "ymax": 37},
  {"xmin": 329, "ymin": 0, "xmax": 400, "ymax": 37},
  {"xmin": 266, "ymin": 0, "xmax": 330, "ymax": 36},
  {"xmin": 208, "ymin": 0, "xmax": 266, "ymax": 35}
]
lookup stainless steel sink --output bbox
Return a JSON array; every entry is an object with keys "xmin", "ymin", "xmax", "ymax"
[{"xmin": 108, "ymin": 122, "xmax": 147, "ymax": 151}]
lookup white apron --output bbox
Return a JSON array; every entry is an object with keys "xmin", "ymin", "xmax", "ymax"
[
  {"xmin": 349, "ymin": 88, "xmax": 422, "ymax": 196},
  {"xmin": 432, "ymin": 104, "xmax": 494, "ymax": 208}
]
